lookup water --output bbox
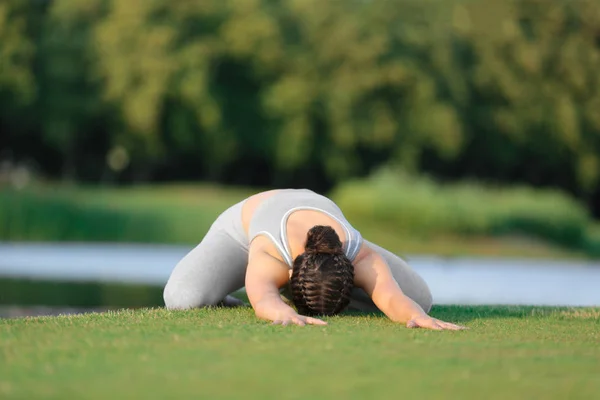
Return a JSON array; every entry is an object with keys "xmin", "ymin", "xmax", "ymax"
[{"xmin": 1, "ymin": 242, "xmax": 600, "ymax": 306}]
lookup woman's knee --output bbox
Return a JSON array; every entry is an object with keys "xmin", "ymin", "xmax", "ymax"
[
  {"xmin": 407, "ymin": 271, "xmax": 433, "ymax": 313},
  {"xmin": 163, "ymin": 281, "xmax": 221, "ymax": 310},
  {"xmin": 418, "ymin": 286, "xmax": 433, "ymax": 314}
]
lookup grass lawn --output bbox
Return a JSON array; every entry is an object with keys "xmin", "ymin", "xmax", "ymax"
[{"xmin": 1, "ymin": 306, "xmax": 599, "ymax": 399}]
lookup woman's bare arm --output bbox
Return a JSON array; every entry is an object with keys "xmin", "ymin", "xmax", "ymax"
[
  {"xmin": 245, "ymin": 244, "xmax": 326, "ymax": 326},
  {"xmin": 354, "ymin": 249, "xmax": 465, "ymax": 330}
]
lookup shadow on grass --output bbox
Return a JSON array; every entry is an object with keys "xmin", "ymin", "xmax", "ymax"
[
  {"xmin": 339, "ymin": 304, "xmax": 571, "ymax": 323},
  {"xmin": 428, "ymin": 305, "xmax": 567, "ymax": 323},
  {"xmin": 0, "ymin": 278, "xmax": 585, "ymax": 322}
]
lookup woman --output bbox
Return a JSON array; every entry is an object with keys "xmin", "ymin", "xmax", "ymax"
[{"xmin": 164, "ymin": 189, "xmax": 465, "ymax": 330}]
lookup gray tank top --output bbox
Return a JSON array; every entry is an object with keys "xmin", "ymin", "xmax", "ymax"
[{"xmin": 248, "ymin": 189, "xmax": 363, "ymax": 267}]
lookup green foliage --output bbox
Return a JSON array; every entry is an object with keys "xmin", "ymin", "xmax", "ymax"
[
  {"xmin": 0, "ymin": 189, "xmax": 169, "ymax": 243},
  {"xmin": 0, "ymin": 0, "xmax": 40, "ymax": 138},
  {"xmin": 331, "ymin": 168, "xmax": 592, "ymax": 248},
  {"xmin": 1, "ymin": 0, "xmax": 600, "ymax": 207},
  {"xmin": 0, "ymin": 278, "xmax": 163, "ymax": 308},
  {"xmin": 0, "ymin": 182, "xmax": 595, "ymax": 258},
  {"xmin": 0, "ymin": 0, "xmax": 36, "ymax": 106},
  {"xmin": 1, "ymin": 306, "xmax": 600, "ymax": 399},
  {"xmin": 0, "ymin": 184, "xmax": 252, "ymax": 244},
  {"xmin": 584, "ymin": 224, "xmax": 600, "ymax": 258},
  {"xmin": 35, "ymin": 0, "xmax": 109, "ymax": 176}
]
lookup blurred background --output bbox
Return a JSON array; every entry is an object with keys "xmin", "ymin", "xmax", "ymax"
[{"xmin": 1, "ymin": 0, "xmax": 600, "ymax": 317}]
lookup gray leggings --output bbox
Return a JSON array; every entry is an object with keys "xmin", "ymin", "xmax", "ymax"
[
  {"xmin": 163, "ymin": 200, "xmax": 248, "ymax": 309},
  {"xmin": 163, "ymin": 204, "xmax": 433, "ymax": 313}
]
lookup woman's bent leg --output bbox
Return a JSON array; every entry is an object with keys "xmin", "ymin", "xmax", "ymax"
[
  {"xmin": 349, "ymin": 240, "xmax": 433, "ymax": 313},
  {"xmin": 163, "ymin": 229, "xmax": 248, "ymax": 310}
]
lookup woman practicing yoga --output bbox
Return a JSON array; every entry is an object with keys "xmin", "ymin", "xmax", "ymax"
[{"xmin": 164, "ymin": 189, "xmax": 465, "ymax": 330}]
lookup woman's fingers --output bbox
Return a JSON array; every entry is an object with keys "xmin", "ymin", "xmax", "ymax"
[
  {"xmin": 419, "ymin": 318, "xmax": 442, "ymax": 330},
  {"xmin": 292, "ymin": 317, "xmax": 306, "ymax": 326},
  {"xmin": 406, "ymin": 318, "xmax": 446, "ymax": 330},
  {"xmin": 271, "ymin": 316, "xmax": 328, "ymax": 326},
  {"xmin": 305, "ymin": 317, "xmax": 328, "ymax": 326},
  {"xmin": 436, "ymin": 320, "xmax": 468, "ymax": 330},
  {"xmin": 272, "ymin": 319, "xmax": 294, "ymax": 326},
  {"xmin": 407, "ymin": 317, "xmax": 468, "ymax": 331},
  {"xmin": 426, "ymin": 320, "xmax": 444, "ymax": 330},
  {"xmin": 436, "ymin": 321, "xmax": 459, "ymax": 330},
  {"xmin": 407, "ymin": 318, "xmax": 441, "ymax": 330}
]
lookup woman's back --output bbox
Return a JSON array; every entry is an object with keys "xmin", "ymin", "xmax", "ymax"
[{"xmin": 242, "ymin": 189, "xmax": 362, "ymax": 266}]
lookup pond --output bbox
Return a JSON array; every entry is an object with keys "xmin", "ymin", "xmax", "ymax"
[{"xmin": 1, "ymin": 242, "xmax": 600, "ymax": 308}]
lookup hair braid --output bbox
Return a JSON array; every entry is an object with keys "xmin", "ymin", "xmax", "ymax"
[
  {"xmin": 290, "ymin": 225, "xmax": 355, "ymax": 316},
  {"xmin": 290, "ymin": 254, "xmax": 310, "ymax": 313}
]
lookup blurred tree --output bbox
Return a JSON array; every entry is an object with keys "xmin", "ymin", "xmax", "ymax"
[
  {"xmin": 0, "ymin": 0, "xmax": 39, "ymax": 164},
  {"xmin": 420, "ymin": 0, "xmax": 600, "ymax": 212},
  {"xmin": 36, "ymin": 0, "xmax": 111, "ymax": 181},
  {"xmin": 1, "ymin": 0, "xmax": 599, "ymax": 215}
]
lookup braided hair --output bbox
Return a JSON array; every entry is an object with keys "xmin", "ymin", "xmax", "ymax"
[{"xmin": 290, "ymin": 225, "xmax": 355, "ymax": 316}]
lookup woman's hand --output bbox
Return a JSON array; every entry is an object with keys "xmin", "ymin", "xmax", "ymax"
[
  {"xmin": 272, "ymin": 310, "xmax": 328, "ymax": 326},
  {"xmin": 406, "ymin": 315, "xmax": 466, "ymax": 331}
]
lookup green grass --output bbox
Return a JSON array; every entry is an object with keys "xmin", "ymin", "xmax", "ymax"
[{"xmin": 1, "ymin": 306, "xmax": 599, "ymax": 399}]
